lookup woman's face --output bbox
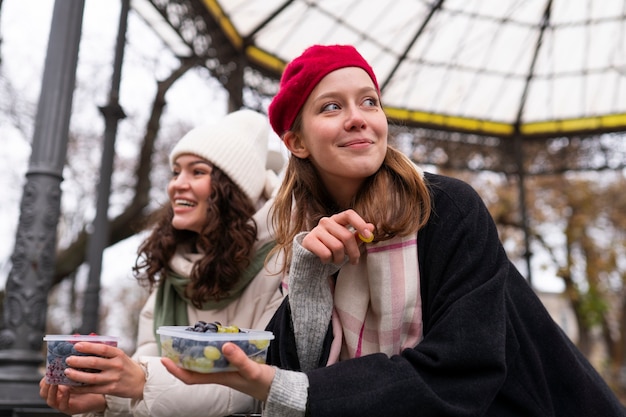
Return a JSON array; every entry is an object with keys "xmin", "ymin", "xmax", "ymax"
[
  {"xmin": 167, "ymin": 154, "xmax": 213, "ymax": 233},
  {"xmin": 286, "ymin": 67, "xmax": 388, "ymax": 206}
]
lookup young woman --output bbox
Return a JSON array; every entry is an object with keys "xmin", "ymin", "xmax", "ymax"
[
  {"xmin": 163, "ymin": 45, "xmax": 626, "ymax": 416},
  {"xmin": 40, "ymin": 109, "xmax": 287, "ymax": 417}
]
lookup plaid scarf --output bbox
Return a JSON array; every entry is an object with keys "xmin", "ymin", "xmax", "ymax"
[{"xmin": 328, "ymin": 234, "xmax": 423, "ymax": 364}]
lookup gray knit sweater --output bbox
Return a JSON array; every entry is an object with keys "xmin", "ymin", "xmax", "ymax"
[{"xmin": 264, "ymin": 232, "xmax": 343, "ymax": 416}]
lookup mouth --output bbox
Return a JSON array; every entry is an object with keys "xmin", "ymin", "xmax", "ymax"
[
  {"xmin": 340, "ymin": 139, "xmax": 374, "ymax": 147},
  {"xmin": 174, "ymin": 199, "xmax": 197, "ymax": 207}
]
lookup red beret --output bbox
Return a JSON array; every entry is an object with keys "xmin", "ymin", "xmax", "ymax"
[{"xmin": 268, "ymin": 44, "xmax": 380, "ymax": 137}]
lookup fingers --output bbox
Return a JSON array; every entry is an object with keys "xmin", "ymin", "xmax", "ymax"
[
  {"xmin": 39, "ymin": 378, "xmax": 54, "ymax": 404},
  {"xmin": 62, "ymin": 342, "xmax": 117, "ymax": 378},
  {"xmin": 39, "ymin": 379, "xmax": 70, "ymax": 413},
  {"xmin": 220, "ymin": 342, "xmax": 253, "ymax": 374},
  {"xmin": 62, "ymin": 367, "xmax": 103, "ymax": 387},
  {"xmin": 64, "ymin": 342, "xmax": 123, "ymax": 377},
  {"xmin": 303, "ymin": 209, "xmax": 375, "ymax": 264},
  {"xmin": 357, "ymin": 229, "xmax": 374, "ymax": 243},
  {"xmin": 63, "ymin": 349, "xmax": 145, "ymax": 399},
  {"xmin": 73, "ymin": 342, "xmax": 118, "ymax": 357},
  {"xmin": 220, "ymin": 343, "xmax": 275, "ymax": 401},
  {"xmin": 39, "ymin": 377, "xmax": 49, "ymax": 395},
  {"xmin": 304, "ymin": 217, "xmax": 355, "ymax": 264},
  {"xmin": 40, "ymin": 376, "xmax": 108, "ymax": 415},
  {"xmin": 62, "ymin": 353, "xmax": 108, "ymax": 387}
]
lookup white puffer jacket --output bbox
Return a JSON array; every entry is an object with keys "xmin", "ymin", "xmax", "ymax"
[{"xmin": 81, "ymin": 173, "xmax": 287, "ymax": 417}]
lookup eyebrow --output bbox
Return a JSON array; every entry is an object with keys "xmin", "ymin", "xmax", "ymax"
[
  {"xmin": 173, "ymin": 159, "xmax": 213, "ymax": 169},
  {"xmin": 313, "ymin": 86, "xmax": 378, "ymax": 102},
  {"xmin": 189, "ymin": 160, "xmax": 212, "ymax": 167}
]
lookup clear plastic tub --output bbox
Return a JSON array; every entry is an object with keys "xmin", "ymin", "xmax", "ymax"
[
  {"xmin": 157, "ymin": 325, "xmax": 274, "ymax": 373},
  {"xmin": 43, "ymin": 334, "xmax": 119, "ymax": 385}
]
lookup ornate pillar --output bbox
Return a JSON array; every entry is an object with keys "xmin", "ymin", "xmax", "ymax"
[{"xmin": 0, "ymin": 0, "xmax": 85, "ymax": 411}]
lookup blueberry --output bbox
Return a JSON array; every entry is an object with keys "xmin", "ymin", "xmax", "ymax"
[
  {"xmin": 61, "ymin": 343, "xmax": 74, "ymax": 355},
  {"xmin": 206, "ymin": 340, "xmax": 220, "ymax": 349},
  {"xmin": 186, "ymin": 345, "xmax": 205, "ymax": 359},
  {"xmin": 213, "ymin": 356, "xmax": 228, "ymax": 369},
  {"xmin": 237, "ymin": 340, "xmax": 251, "ymax": 353},
  {"xmin": 172, "ymin": 337, "xmax": 186, "ymax": 351}
]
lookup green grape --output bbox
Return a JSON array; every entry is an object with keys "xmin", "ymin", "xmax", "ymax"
[
  {"xmin": 203, "ymin": 345, "xmax": 222, "ymax": 361},
  {"xmin": 188, "ymin": 357, "xmax": 215, "ymax": 373},
  {"xmin": 250, "ymin": 339, "xmax": 269, "ymax": 350}
]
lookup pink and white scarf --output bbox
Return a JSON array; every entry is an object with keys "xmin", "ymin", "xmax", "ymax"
[{"xmin": 328, "ymin": 235, "xmax": 423, "ymax": 364}]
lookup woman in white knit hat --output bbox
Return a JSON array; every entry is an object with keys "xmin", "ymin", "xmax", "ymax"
[{"xmin": 40, "ymin": 109, "xmax": 287, "ymax": 417}]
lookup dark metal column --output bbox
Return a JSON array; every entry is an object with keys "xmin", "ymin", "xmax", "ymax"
[
  {"xmin": 508, "ymin": 0, "xmax": 553, "ymax": 288},
  {"xmin": 0, "ymin": 0, "xmax": 85, "ymax": 413},
  {"xmin": 79, "ymin": 0, "xmax": 129, "ymax": 335}
]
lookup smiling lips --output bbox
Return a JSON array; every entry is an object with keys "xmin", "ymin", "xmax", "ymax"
[
  {"xmin": 340, "ymin": 139, "xmax": 373, "ymax": 147},
  {"xmin": 174, "ymin": 199, "xmax": 196, "ymax": 208}
]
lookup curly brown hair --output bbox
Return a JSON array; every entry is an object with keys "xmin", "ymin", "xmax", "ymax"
[{"xmin": 133, "ymin": 166, "xmax": 258, "ymax": 308}]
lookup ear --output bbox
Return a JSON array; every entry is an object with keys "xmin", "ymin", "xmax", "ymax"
[{"xmin": 283, "ymin": 131, "xmax": 310, "ymax": 159}]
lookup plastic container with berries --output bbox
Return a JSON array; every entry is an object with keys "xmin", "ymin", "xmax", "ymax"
[
  {"xmin": 43, "ymin": 333, "xmax": 119, "ymax": 385},
  {"xmin": 157, "ymin": 321, "xmax": 274, "ymax": 373}
]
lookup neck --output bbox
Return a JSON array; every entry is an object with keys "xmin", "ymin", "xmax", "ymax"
[{"xmin": 326, "ymin": 180, "xmax": 362, "ymax": 210}]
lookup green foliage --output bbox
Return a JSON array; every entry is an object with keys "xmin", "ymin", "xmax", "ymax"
[{"xmin": 579, "ymin": 289, "xmax": 610, "ymax": 328}]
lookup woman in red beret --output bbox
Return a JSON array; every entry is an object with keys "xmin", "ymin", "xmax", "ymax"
[{"xmin": 163, "ymin": 44, "xmax": 625, "ymax": 416}]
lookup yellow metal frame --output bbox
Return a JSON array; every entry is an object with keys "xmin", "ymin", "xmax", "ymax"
[{"xmin": 201, "ymin": 0, "xmax": 626, "ymax": 139}]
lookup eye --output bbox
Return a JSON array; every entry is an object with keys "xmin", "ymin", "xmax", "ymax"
[
  {"xmin": 321, "ymin": 102, "xmax": 341, "ymax": 112},
  {"xmin": 193, "ymin": 168, "xmax": 209, "ymax": 176},
  {"xmin": 171, "ymin": 169, "xmax": 180, "ymax": 178},
  {"xmin": 363, "ymin": 97, "xmax": 379, "ymax": 107}
]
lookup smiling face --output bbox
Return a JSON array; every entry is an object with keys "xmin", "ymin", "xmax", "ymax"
[
  {"xmin": 284, "ymin": 67, "xmax": 388, "ymax": 207},
  {"xmin": 167, "ymin": 154, "xmax": 213, "ymax": 233}
]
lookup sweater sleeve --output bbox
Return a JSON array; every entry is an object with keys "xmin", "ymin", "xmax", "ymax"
[
  {"xmin": 262, "ymin": 232, "xmax": 341, "ymax": 415},
  {"xmin": 289, "ymin": 232, "xmax": 342, "ymax": 372},
  {"xmin": 263, "ymin": 368, "xmax": 309, "ymax": 417},
  {"xmin": 303, "ymin": 174, "xmax": 513, "ymax": 417}
]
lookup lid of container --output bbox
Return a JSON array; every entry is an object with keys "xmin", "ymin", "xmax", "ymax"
[
  {"xmin": 157, "ymin": 326, "xmax": 274, "ymax": 341},
  {"xmin": 44, "ymin": 334, "xmax": 120, "ymax": 342}
]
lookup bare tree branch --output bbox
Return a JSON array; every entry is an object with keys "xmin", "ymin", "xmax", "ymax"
[{"xmin": 52, "ymin": 58, "xmax": 200, "ymax": 286}]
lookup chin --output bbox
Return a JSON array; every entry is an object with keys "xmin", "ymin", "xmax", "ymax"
[
  {"xmin": 172, "ymin": 220, "xmax": 193, "ymax": 231},
  {"xmin": 357, "ymin": 165, "xmax": 381, "ymax": 177}
]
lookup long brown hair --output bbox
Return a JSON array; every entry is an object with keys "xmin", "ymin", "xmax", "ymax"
[
  {"xmin": 271, "ymin": 139, "xmax": 432, "ymax": 273},
  {"xmin": 133, "ymin": 167, "xmax": 257, "ymax": 308}
]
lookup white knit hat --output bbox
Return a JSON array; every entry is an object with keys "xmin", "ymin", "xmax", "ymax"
[{"xmin": 169, "ymin": 109, "xmax": 272, "ymax": 203}]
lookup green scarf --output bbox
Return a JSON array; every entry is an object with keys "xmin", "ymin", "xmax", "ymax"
[{"xmin": 153, "ymin": 241, "xmax": 275, "ymax": 352}]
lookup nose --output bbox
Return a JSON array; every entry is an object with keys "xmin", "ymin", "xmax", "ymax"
[
  {"xmin": 344, "ymin": 106, "xmax": 367, "ymax": 130},
  {"xmin": 170, "ymin": 172, "xmax": 191, "ymax": 190}
]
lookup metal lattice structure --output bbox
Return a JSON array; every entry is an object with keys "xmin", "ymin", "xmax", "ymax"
[{"xmin": 134, "ymin": 0, "xmax": 626, "ymax": 174}]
